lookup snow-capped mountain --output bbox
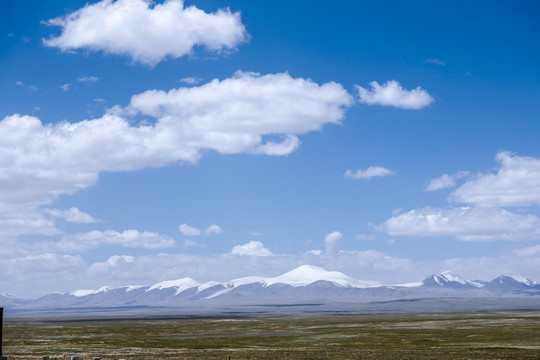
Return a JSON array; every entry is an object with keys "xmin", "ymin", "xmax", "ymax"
[
  {"xmin": 483, "ymin": 275, "xmax": 539, "ymax": 294},
  {"xmin": 2, "ymin": 266, "xmax": 539, "ymax": 310},
  {"xmin": 421, "ymin": 271, "xmax": 479, "ymax": 289}
]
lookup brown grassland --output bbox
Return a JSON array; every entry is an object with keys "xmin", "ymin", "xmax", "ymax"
[{"xmin": 3, "ymin": 311, "xmax": 540, "ymax": 359}]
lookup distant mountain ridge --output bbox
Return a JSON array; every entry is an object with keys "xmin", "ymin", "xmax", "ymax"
[{"xmin": 2, "ymin": 265, "xmax": 539, "ymax": 310}]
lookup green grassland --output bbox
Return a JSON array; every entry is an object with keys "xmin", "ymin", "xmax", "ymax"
[{"xmin": 3, "ymin": 311, "xmax": 540, "ymax": 359}]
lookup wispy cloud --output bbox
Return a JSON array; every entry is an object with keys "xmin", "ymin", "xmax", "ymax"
[
  {"xmin": 179, "ymin": 77, "xmax": 202, "ymax": 85},
  {"xmin": 45, "ymin": 207, "xmax": 98, "ymax": 223},
  {"xmin": 425, "ymin": 58, "xmax": 446, "ymax": 66},
  {"xmin": 78, "ymin": 76, "xmax": 99, "ymax": 83},
  {"xmin": 59, "ymin": 83, "xmax": 72, "ymax": 92},
  {"xmin": 179, "ymin": 223, "xmax": 222, "ymax": 236},
  {"xmin": 426, "ymin": 171, "xmax": 469, "ymax": 191},
  {"xmin": 344, "ymin": 166, "xmax": 394, "ymax": 180}
]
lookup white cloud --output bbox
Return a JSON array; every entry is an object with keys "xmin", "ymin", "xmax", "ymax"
[
  {"xmin": 127, "ymin": 71, "xmax": 353, "ymax": 156},
  {"xmin": 43, "ymin": 0, "xmax": 248, "ymax": 65},
  {"xmin": 355, "ymin": 80, "xmax": 434, "ymax": 109},
  {"xmin": 45, "ymin": 207, "xmax": 98, "ymax": 223},
  {"xmin": 7, "ymin": 253, "xmax": 85, "ymax": 277},
  {"xmin": 451, "ymin": 151, "xmax": 540, "ymax": 207},
  {"xmin": 426, "ymin": 171, "xmax": 469, "ymax": 191},
  {"xmin": 425, "ymin": 58, "xmax": 446, "ymax": 66},
  {"xmin": 184, "ymin": 239, "xmax": 206, "ymax": 248},
  {"xmin": 15, "ymin": 81, "xmax": 38, "ymax": 91},
  {"xmin": 78, "ymin": 76, "xmax": 99, "ymax": 83},
  {"xmin": 179, "ymin": 223, "xmax": 201, "ymax": 236},
  {"xmin": 179, "ymin": 223, "xmax": 221, "ymax": 237},
  {"xmin": 356, "ymin": 234, "xmax": 375, "ymax": 241},
  {"xmin": 52, "ymin": 229, "xmax": 176, "ymax": 252},
  {"xmin": 107, "ymin": 254, "xmax": 134, "ymax": 266},
  {"xmin": 204, "ymin": 224, "xmax": 222, "ymax": 235},
  {"xmin": 344, "ymin": 166, "xmax": 394, "ymax": 180},
  {"xmin": 231, "ymin": 240, "xmax": 273, "ymax": 256},
  {"xmin": 179, "ymin": 77, "xmax": 202, "ymax": 85},
  {"xmin": 59, "ymin": 83, "xmax": 72, "ymax": 92},
  {"xmin": 513, "ymin": 244, "xmax": 540, "ymax": 257},
  {"xmin": 0, "ymin": 72, "xmax": 351, "ymax": 238},
  {"xmin": 383, "ymin": 206, "xmax": 540, "ymax": 241},
  {"xmin": 324, "ymin": 231, "xmax": 342, "ymax": 255}
]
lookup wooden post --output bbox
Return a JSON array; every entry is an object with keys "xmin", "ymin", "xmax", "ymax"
[
  {"xmin": 0, "ymin": 307, "xmax": 3, "ymax": 357},
  {"xmin": 0, "ymin": 307, "xmax": 6, "ymax": 360}
]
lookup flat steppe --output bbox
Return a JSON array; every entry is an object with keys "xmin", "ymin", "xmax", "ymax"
[{"xmin": 3, "ymin": 311, "xmax": 540, "ymax": 359}]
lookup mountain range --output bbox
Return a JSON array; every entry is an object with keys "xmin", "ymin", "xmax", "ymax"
[{"xmin": 3, "ymin": 265, "xmax": 540, "ymax": 313}]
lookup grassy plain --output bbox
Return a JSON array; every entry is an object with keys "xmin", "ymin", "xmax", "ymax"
[{"xmin": 3, "ymin": 311, "xmax": 540, "ymax": 359}]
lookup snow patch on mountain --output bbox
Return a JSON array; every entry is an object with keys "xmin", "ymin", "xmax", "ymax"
[
  {"xmin": 509, "ymin": 275, "xmax": 537, "ymax": 286},
  {"xmin": 147, "ymin": 278, "xmax": 200, "ymax": 295},
  {"xmin": 71, "ymin": 289, "xmax": 96, "ymax": 297}
]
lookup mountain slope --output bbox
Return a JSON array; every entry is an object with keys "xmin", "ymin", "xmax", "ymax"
[{"xmin": 2, "ymin": 266, "xmax": 540, "ymax": 310}]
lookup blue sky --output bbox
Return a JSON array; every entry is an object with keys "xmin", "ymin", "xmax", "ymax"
[{"xmin": 1, "ymin": 0, "xmax": 540, "ymax": 297}]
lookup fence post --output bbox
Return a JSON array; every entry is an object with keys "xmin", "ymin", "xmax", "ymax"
[
  {"xmin": 0, "ymin": 307, "xmax": 6, "ymax": 360},
  {"xmin": 0, "ymin": 307, "xmax": 3, "ymax": 357}
]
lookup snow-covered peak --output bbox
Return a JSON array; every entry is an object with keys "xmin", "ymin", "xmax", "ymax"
[
  {"xmin": 196, "ymin": 281, "xmax": 222, "ymax": 293},
  {"xmin": 147, "ymin": 278, "xmax": 200, "ymax": 295},
  {"xmin": 125, "ymin": 285, "xmax": 146, "ymax": 292},
  {"xmin": 94, "ymin": 286, "xmax": 114, "ymax": 294},
  {"xmin": 71, "ymin": 289, "xmax": 96, "ymax": 297},
  {"xmin": 223, "ymin": 265, "xmax": 379, "ymax": 289},
  {"xmin": 264, "ymin": 265, "xmax": 379, "ymax": 288},
  {"xmin": 437, "ymin": 271, "xmax": 468, "ymax": 285},
  {"xmin": 489, "ymin": 275, "xmax": 537, "ymax": 288},
  {"xmin": 509, "ymin": 275, "xmax": 536, "ymax": 286},
  {"xmin": 422, "ymin": 271, "xmax": 473, "ymax": 288}
]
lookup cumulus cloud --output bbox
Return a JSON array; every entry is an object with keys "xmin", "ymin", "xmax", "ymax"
[
  {"xmin": 426, "ymin": 171, "xmax": 469, "ymax": 191},
  {"xmin": 451, "ymin": 151, "xmax": 540, "ymax": 207},
  {"xmin": 231, "ymin": 240, "xmax": 273, "ymax": 256},
  {"xmin": 383, "ymin": 151, "xmax": 540, "ymax": 242},
  {"xmin": 355, "ymin": 80, "xmax": 434, "ymax": 109},
  {"xmin": 45, "ymin": 207, "xmax": 98, "ymax": 223},
  {"xmin": 0, "ymin": 72, "xmax": 351, "ymax": 239},
  {"xmin": 127, "ymin": 72, "xmax": 353, "ymax": 156},
  {"xmin": 344, "ymin": 166, "xmax": 394, "ymax": 180},
  {"xmin": 324, "ymin": 231, "xmax": 342, "ymax": 255},
  {"xmin": 43, "ymin": 0, "xmax": 248, "ymax": 65},
  {"xmin": 179, "ymin": 223, "xmax": 201, "ymax": 236},
  {"xmin": 383, "ymin": 206, "xmax": 540, "ymax": 241}
]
